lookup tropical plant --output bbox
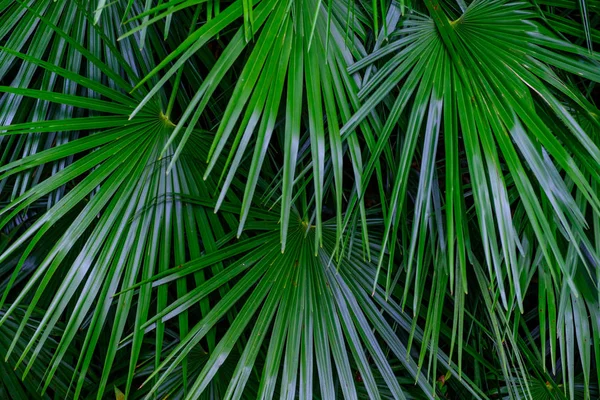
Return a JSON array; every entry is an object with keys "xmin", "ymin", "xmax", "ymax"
[{"xmin": 1, "ymin": 0, "xmax": 599, "ymax": 399}]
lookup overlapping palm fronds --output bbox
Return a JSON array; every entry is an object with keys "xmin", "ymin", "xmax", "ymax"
[{"xmin": 1, "ymin": 0, "xmax": 599, "ymax": 399}]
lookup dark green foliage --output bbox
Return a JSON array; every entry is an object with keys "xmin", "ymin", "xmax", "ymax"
[{"xmin": 1, "ymin": 0, "xmax": 599, "ymax": 399}]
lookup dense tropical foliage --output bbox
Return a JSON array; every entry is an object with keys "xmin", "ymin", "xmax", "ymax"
[{"xmin": 1, "ymin": 0, "xmax": 600, "ymax": 399}]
